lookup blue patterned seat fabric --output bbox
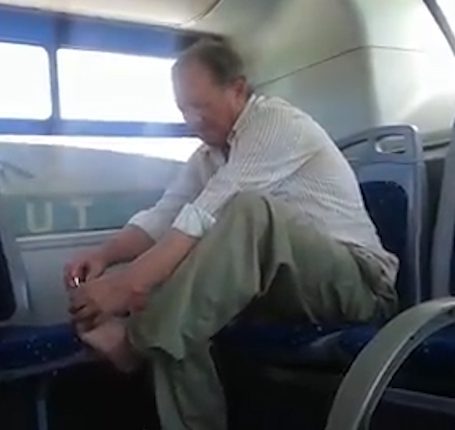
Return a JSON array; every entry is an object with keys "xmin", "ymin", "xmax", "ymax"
[
  {"xmin": 338, "ymin": 324, "xmax": 455, "ymax": 392},
  {"xmin": 218, "ymin": 321, "xmax": 350, "ymax": 367},
  {"xmin": 0, "ymin": 324, "xmax": 82, "ymax": 372}
]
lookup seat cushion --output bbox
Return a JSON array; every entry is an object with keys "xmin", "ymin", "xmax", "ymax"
[
  {"xmin": 338, "ymin": 324, "xmax": 455, "ymax": 370},
  {"xmin": 0, "ymin": 324, "xmax": 83, "ymax": 371},
  {"xmin": 216, "ymin": 321, "xmax": 352, "ymax": 367},
  {"xmin": 360, "ymin": 181, "xmax": 415, "ymax": 306},
  {"xmin": 219, "ymin": 321, "xmax": 455, "ymax": 393},
  {"xmin": 338, "ymin": 324, "xmax": 455, "ymax": 392}
]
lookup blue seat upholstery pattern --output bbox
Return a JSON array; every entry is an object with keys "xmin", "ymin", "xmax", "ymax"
[
  {"xmin": 217, "ymin": 126, "xmax": 426, "ymax": 368},
  {"xmin": 218, "ymin": 322, "xmax": 347, "ymax": 366},
  {"xmin": 0, "ymin": 206, "xmax": 87, "ymax": 430},
  {"xmin": 360, "ymin": 181, "xmax": 407, "ymax": 302},
  {"xmin": 0, "ymin": 324, "xmax": 82, "ymax": 372},
  {"xmin": 338, "ymin": 324, "xmax": 455, "ymax": 391},
  {"xmin": 0, "ymin": 212, "xmax": 85, "ymax": 378}
]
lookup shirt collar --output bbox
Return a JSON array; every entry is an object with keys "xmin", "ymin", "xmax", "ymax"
[
  {"xmin": 201, "ymin": 93, "xmax": 259, "ymax": 158},
  {"xmin": 227, "ymin": 93, "xmax": 259, "ymax": 145}
]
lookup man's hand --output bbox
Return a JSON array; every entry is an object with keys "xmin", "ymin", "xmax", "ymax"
[
  {"xmin": 68, "ymin": 268, "xmax": 147, "ymax": 330},
  {"xmin": 64, "ymin": 250, "xmax": 108, "ymax": 288},
  {"xmin": 67, "ymin": 229, "xmax": 198, "ymax": 330}
]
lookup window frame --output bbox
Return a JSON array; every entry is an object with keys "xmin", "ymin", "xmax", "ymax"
[{"xmin": 0, "ymin": 5, "xmax": 201, "ymax": 137}]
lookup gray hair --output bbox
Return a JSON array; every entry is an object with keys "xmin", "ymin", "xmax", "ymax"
[{"xmin": 173, "ymin": 38, "xmax": 248, "ymax": 86}]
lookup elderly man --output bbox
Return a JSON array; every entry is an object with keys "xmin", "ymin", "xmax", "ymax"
[{"xmin": 65, "ymin": 39, "xmax": 398, "ymax": 430}]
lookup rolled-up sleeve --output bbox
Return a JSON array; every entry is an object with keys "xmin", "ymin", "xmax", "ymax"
[
  {"xmin": 172, "ymin": 203, "xmax": 216, "ymax": 237},
  {"xmin": 171, "ymin": 106, "xmax": 323, "ymax": 238},
  {"xmin": 128, "ymin": 147, "xmax": 207, "ymax": 241}
]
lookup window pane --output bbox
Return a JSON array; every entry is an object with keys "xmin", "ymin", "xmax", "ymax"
[
  {"xmin": 0, "ymin": 135, "xmax": 199, "ymax": 237},
  {"xmin": 57, "ymin": 49, "xmax": 183, "ymax": 122},
  {"xmin": 0, "ymin": 43, "xmax": 51, "ymax": 119}
]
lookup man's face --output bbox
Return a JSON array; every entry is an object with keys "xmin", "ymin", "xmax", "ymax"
[{"xmin": 173, "ymin": 60, "xmax": 247, "ymax": 147}]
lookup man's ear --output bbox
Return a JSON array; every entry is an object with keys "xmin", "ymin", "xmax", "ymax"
[{"xmin": 232, "ymin": 76, "xmax": 248, "ymax": 98}]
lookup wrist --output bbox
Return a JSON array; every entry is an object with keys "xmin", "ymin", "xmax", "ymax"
[
  {"xmin": 95, "ymin": 246, "xmax": 114, "ymax": 268},
  {"xmin": 124, "ymin": 263, "xmax": 151, "ymax": 312},
  {"xmin": 126, "ymin": 260, "xmax": 150, "ymax": 295}
]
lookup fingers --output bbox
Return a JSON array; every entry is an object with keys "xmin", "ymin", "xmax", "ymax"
[
  {"xmin": 63, "ymin": 264, "xmax": 75, "ymax": 288},
  {"xmin": 71, "ymin": 305, "xmax": 110, "ymax": 334},
  {"xmin": 86, "ymin": 266, "xmax": 102, "ymax": 282},
  {"xmin": 72, "ymin": 303, "xmax": 107, "ymax": 333},
  {"xmin": 69, "ymin": 301, "xmax": 100, "ymax": 325},
  {"xmin": 68, "ymin": 296, "xmax": 97, "ymax": 319},
  {"xmin": 68, "ymin": 286, "xmax": 95, "ymax": 318},
  {"xmin": 64, "ymin": 259, "xmax": 105, "ymax": 289},
  {"xmin": 73, "ymin": 316, "xmax": 99, "ymax": 333},
  {"xmin": 68, "ymin": 287, "xmax": 87, "ymax": 309},
  {"xmin": 72, "ymin": 307, "xmax": 99, "ymax": 324},
  {"xmin": 64, "ymin": 262, "xmax": 87, "ymax": 289}
]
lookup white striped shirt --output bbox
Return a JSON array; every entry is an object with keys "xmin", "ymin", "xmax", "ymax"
[{"xmin": 129, "ymin": 95, "xmax": 398, "ymax": 285}]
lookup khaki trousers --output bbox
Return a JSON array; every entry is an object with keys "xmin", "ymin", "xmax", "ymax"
[{"xmin": 127, "ymin": 193, "xmax": 397, "ymax": 430}]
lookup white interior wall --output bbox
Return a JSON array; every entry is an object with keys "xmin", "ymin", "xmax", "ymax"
[
  {"xmin": 257, "ymin": 49, "xmax": 375, "ymax": 139},
  {"xmin": 357, "ymin": 0, "xmax": 455, "ymax": 134},
  {"xmin": 0, "ymin": 0, "xmax": 220, "ymax": 25},
  {"xmin": 194, "ymin": 0, "xmax": 455, "ymax": 139}
]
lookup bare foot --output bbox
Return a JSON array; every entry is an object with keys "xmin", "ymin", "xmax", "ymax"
[{"xmin": 78, "ymin": 318, "xmax": 141, "ymax": 373}]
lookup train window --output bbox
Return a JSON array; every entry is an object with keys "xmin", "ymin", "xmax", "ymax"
[
  {"xmin": 57, "ymin": 49, "xmax": 183, "ymax": 122},
  {"xmin": 0, "ymin": 42, "xmax": 51, "ymax": 119},
  {"xmin": 0, "ymin": 135, "xmax": 200, "ymax": 161},
  {"xmin": 0, "ymin": 135, "xmax": 199, "ymax": 237}
]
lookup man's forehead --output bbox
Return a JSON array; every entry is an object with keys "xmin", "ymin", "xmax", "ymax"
[{"xmin": 173, "ymin": 59, "xmax": 218, "ymax": 85}]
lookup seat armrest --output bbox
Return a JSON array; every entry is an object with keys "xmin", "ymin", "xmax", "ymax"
[{"xmin": 325, "ymin": 297, "xmax": 455, "ymax": 430}]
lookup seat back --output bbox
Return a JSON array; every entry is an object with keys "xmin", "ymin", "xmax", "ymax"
[
  {"xmin": 339, "ymin": 125, "xmax": 428, "ymax": 309},
  {"xmin": 432, "ymin": 123, "xmax": 455, "ymax": 297},
  {"xmin": 0, "ymin": 197, "xmax": 29, "ymax": 321}
]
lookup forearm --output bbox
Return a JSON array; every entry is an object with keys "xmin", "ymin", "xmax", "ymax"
[
  {"xmin": 129, "ymin": 229, "xmax": 198, "ymax": 293},
  {"xmin": 98, "ymin": 225, "xmax": 156, "ymax": 267}
]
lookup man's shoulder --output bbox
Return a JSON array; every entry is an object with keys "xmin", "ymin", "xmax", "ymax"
[
  {"xmin": 253, "ymin": 95, "xmax": 312, "ymax": 121},
  {"xmin": 249, "ymin": 96, "xmax": 325, "ymax": 138},
  {"xmin": 251, "ymin": 95, "xmax": 336, "ymax": 149}
]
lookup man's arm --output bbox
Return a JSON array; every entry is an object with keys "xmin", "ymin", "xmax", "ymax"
[
  {"xmin": 97, "ymin": 225, "xmax": 155, "ymax": 266},
  {"xmin": 64, "ymin": 225, "xmax": 155, "ymax": 285},
  {"xmin": 127, "ymin": 229, "xmax": 198, "ymax": 309},
  {"xmin": 69, "ymin": 229, "xmax": 198, "ymax": 321},
  {"xmin": 171, "ymin": 106, "xmax": 323, "ymax": 237},
  {"xmin": 65, "ymin": 147, "xmax": 206, "ymax": 286},
  {"xmin": 126, "ymin": 147, "xmax": 207, "ymax": 242}
]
